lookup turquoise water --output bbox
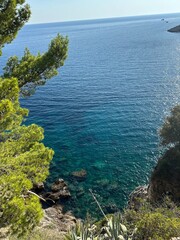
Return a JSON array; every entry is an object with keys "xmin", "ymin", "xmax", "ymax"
[{"xmin": 2, "ymin": 13, "xmax": 180, "ymax": 218}]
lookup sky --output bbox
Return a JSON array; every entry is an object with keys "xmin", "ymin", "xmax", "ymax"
[{"xmin": 27, "ymin": 0, "xmax": 180, "ymax": 24}]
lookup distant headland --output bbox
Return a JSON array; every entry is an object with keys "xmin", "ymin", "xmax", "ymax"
[{"xmin": 168, "ymin": 25, "xmax": 180, "ymax": 32}]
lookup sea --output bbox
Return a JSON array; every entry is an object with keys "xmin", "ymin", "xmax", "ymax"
[{"xmin": 1, "ymin": 13, "xmax": 180, "ymax": 219}]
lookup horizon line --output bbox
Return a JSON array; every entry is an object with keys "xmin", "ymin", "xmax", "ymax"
[{"xmin": 27, "ymin": 11, "xmax": 180, "ymax": 26}]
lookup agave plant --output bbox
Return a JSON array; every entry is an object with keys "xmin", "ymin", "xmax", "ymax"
[
  {"xmin": 64, "ymin": 214, "xmax": 136, "ymax": 240},
  {"xmin": 64, "ymin": 222, "xmax": 98, "ymax": 240},
  {"xmin": 104, "ymin": 213, "xmax": 136, "ymax": 240}
]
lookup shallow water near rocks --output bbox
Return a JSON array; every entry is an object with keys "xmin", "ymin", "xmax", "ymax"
[{"xmin": 2, "ymin": 13, "xmax": 180, "ymax": 219}]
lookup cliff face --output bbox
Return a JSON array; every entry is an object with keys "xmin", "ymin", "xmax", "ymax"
[{"xmin": 149, "ymin": 146, "xmax": 180, "ymax": 202}]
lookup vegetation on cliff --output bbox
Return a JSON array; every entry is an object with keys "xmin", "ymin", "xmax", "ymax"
[
  {"xmin": 62, "ymin": 196, "xmax": 180, "ymax": 240},
  {"xmin": 149, "ymin": 106, "xmax": 180, "ymax": 202}
]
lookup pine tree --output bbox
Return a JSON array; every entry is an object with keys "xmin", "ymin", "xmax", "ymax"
[
  {"xmin": 160, "ymin": 105, "xmax": 180, "ymax": 146},
  {"xmin": 0, "ymin": 0, "xmax": 68, "ymax": 235},
  {"xmin": 0, "ymin": 0, "xmax": 31, "ymax": 55}
]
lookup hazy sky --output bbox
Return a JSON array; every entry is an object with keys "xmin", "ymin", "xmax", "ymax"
[{"xmin": 27, "ymin": 0, "xmax": 180, "ymax": 24}]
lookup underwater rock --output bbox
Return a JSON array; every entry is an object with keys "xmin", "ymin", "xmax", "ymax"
[
  {"xmin": 96, "ymin": 179, "xmax": 110, "ymax": 188},
  {"xmin": 43, "ymin": 179, "xmax": 71, "ymax": 202},
  {"xmin": 51, "ymin": 179, "xmax": 67, "ymax": 192},
  {"xmin": 107, "ymin": 183, "xmax": 119, "ymax": 193},
  {"xmin": 91, "ymin": 164, "xmax": 101, "ymax": 171},
  {"xmin": 60, "ymin": 145, "xmax": 70, "ymax": 151},
  {"xmin": 71, "ymin": 169, "xmax": 87, "ymax": 181},
  {"xmin": 76, "ymin": 187, "xmax": 85, "ymax": 198}
]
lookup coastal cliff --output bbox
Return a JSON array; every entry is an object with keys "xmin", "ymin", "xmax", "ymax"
[{"xmin": 149, "ymin": 146, "xmax": 180, "ymax": 202}]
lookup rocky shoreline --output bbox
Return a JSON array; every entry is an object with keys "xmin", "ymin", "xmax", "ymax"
[
  {"xmin": 35, "ymin": 178, "xmax": 148, "ymax": 236},
  {"xmin": 39, "ymin": 205, "xmax": 77, "ymax": 236},
  {"xmin": 33, "ymin": 179, "xmax": 77, "ymax": 237}
]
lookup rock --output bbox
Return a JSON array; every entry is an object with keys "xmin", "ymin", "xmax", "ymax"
[
  {"xmin": 107, "ymin": 183, "xmax": 119, "ymax": 193},
  {"xmin": 0, "ymin": 227, "xmax": 9, "ymax": 240},
  {"xmin": 51, "ymin": 179, "xmax": 67, "ymax": 192},
  {"xmin": 44, "ymin": 190, "xmax": 71, "ymax": 202},
  {"xmin": 128, "ymin": 185, "xmax": 149, "ymax": 210},
  {"xmin": 149, "ymin": 146, "xmax": 180, "ymax": 202},
  {"xmin": 71, "ymin": 169, "xmax": 87, "ymax": 181},
  {"xmin": 96, "ymin": 179, "xmax": 110, "ymax": 188},
  {"xmin": 33, "ymin": 182, "xmax": 45, "ymax": 193},
  {"xmin": 43, "ymin": 179, "xmax": 71, "ymax": 202},
  {"xmin": 168, "ymin": 25, "xmax": 180, "ymax": 33},
  {"xmin": 38, "ymin": 205, "xmax": 78, "ymax": 237}
]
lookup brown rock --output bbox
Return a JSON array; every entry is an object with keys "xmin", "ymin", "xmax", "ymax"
[
  {"xmin": 43, "ymin": 179, "xmax": 71, "ymax": 202},
  {"xmin": 71, "ymin": 169, "xmax": 87, "ymax": 181},
  {"xmin": 44, "ymin": 189, "xmax": 71, "ymax": 201},
  {"xmin": 51, "ymin": 179, "xmax": 67, "ymax": 192},
  {"xmin": 38, "ymin": 205, "xmax": 78, "ymax": 237}
]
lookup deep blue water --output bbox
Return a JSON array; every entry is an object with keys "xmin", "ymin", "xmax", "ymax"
[{"xmin": 2, "ymin": 13, "xmax": 180, "ymax": 219}]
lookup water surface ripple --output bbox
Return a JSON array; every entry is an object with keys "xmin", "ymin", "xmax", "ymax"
[{"xmin": 2, "ymin": 13, "xmax": 180, "ymax": 218}]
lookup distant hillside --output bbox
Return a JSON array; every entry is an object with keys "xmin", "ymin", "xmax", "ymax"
[{"xmin": 168, "ymin": 25, "xmax": 180, "ymax": 32}]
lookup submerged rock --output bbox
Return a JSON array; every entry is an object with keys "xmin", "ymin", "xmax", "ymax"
[
  {"xmin": 51, "ymin": 178, "xmax": 67, "ymax": 192},
  {"xmin": 107, "ymin": 183, "xmax": 119, "ymax": 193},
  {"xmin": 71, "ymin": 169, "xmax": 87, "ymax": 181},
  {"xmin": 168, "ymin": 25, "xmax": 180, "ymax": 33},
  {"xmin": 76, "ymin": 187, "xmax": 85, "ymax": 198},
  {"xmin": 96, "ymin": 179, "xmax": 110, "ymax": 188},
  {"xmin": 43, "ymin": 179, "xmax": 71, "ymax": 202}
]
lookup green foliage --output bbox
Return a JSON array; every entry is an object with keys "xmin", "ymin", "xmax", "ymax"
[
  {"xmin": 64, "ymin": 214, "xmax": 134, "ymax": 240},
  {"xmin": 105, "ymin": 213, "xmax": 134, "ymax": 240},
  {"xmin": 0, "ymin": 77, "xmax": 54, "ymax": 235},
  {"xmin": 0, "ymin": 0, "xmax": 31, "ymax": 55},
  {"xmin": 0, "ymin": 0, "xmax": 68, "ymax": 236},
  {"xmin": 3, "ymin": 34, "xmax": 69, "ymax": 95},
  {"xmin": 135, "ymin": 212, "xmax": 180, "ymax": 240},
  {"xmin": 0, "ymin": 124, "xmax": 54, "ymax": 183},
  {"xmin": 150, "ymin": 105, "xmax": 180, "ymax": 201},
  {"xmin": 0, "ymin": 175, "xmax": 43, "ymax": 235},
  {"xmin": 65, "ymin": 222, "xmax": 89, "ymax": 240},
  {"xmin": 160, "ymin": 105, "xmax": 180, "ymax": 145},
  {"xmin": 123, "ymin": 198, "xmax": 180, "ymax": 240},
  {"xmin": 0, "ymin": 78, "xmax": 28, "ymax": 132}
]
